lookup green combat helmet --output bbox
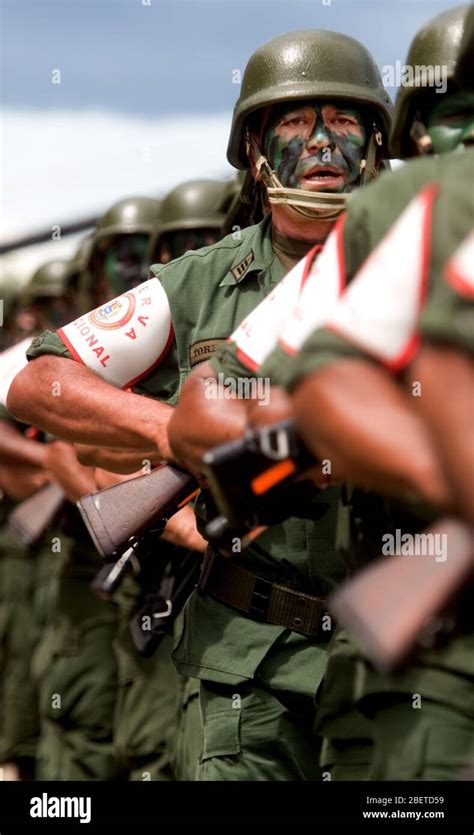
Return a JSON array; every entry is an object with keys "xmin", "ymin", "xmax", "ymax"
[
  {"xmin": 22, "ymin": 259, "xmax": 71, "ymax": 304},
  {"xmin": 390, "ymin": 5, "xmax": 468, "ymax": 158},
  {"xmin": 82, "ymin": 196, "xmax": 161, "ymax": 305},
  {"xmin": 20, "ymin": 259, "xmax": 72, "ymax": 332},
  {"xmin": 0, "ymin": 281, "xmax": 25, "ymax": 349},
  {"xmin": 149, "ymin": 179, "xmax": 228, "ymax": 264},
  {"xmin": 455, "ymin": 4, "xmax": 474, "ymax": 92},
  {"xmin": 226, "ymin": 29, "xmax": 393, "ymax": 220},
  {"xmin": 67, "ymin": 234, "xmax": 94, "ymax": 314}
]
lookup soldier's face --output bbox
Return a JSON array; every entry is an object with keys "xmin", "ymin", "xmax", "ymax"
[
  {"xmin": 427, "ymin": 91, "xmax": 474, "ymax": 153},
  {"xmin": 102, "ymin": 234, "xmax": 150, "ymax": 295},
  {"xmin": 262, "ymin": 99, "xmax": 366, "ymax": 193}
]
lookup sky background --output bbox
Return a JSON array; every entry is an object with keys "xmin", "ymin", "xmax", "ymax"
[{"xmin": 0, "ymin": 0, "xmax": 465, "ymax": 275}]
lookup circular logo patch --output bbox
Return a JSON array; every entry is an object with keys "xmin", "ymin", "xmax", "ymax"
[{"xmin": 88, "ymin": 293, "xmax": 136, "ymax": 330}]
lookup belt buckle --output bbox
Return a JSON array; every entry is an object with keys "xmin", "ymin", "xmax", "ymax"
[{"xmin": 249, "ymin": 576, "xmax": 272, "ymax": 621}]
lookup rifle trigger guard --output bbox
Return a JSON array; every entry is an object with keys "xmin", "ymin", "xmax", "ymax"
[{"xmin": 153, "ymin": 600, "xmax": 172, "ymax": 619}]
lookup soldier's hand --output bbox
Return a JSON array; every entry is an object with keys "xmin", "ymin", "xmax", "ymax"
[
  {"xmin": 161, "ymin": 504, "xmax": 207, "ymax": 553},
  {"xmin": 0, "ymin": 461, "xmax": 51, "ymax": 500},
  {"xmin": 43, "ymin": 440, "xmax": 97, "ymax": 502},
  {"xmin": 245, "ymin": 384, "xmax": 293, "ymax": 428}
]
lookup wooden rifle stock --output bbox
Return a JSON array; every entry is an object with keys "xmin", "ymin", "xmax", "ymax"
[
  {"xmin": 7, "ymin": 482, "xmax": 66, "ymax": 546},
  {"xmin": 77, "ymin": 464, "xmax": 198, "ymax": 560},
  {"xmin": 329, "ymin": 518, "xmax": 474, "ymax": 672}
]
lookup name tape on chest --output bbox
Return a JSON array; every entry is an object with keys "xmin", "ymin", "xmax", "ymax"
[
  {"xmin": 325, "ymin": 184, "xmax": 438, "ymax": 372},
  {"xmin": 445, "ymin": 232, "xmax": 474, "ymax": 299},
  {"xmin": 58, "ymin": 278, "xmax": 173, "ymax": 388},
  {"xmin": 189, "ymin": 338, "xmax": 227, "ymax": 368},
  {"xmin": 0, "ymin": 337, "xmax": 31, "ymax": 407},
  {"xmin": 280, "ymin": 220, "xmax": 345, "ymax": 355},
  {"xmin": 231, "ymin": 257, "xmax": 307, "ymax": 371}
]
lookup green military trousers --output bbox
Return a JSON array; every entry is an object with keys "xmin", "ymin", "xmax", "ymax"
[
  {"xmin": 0, "ymin": 527, "xmax": 39, "ymax": 775},
  {"xmin": 195, "ymin": 630, "xmax": 329, "ymax": 782},
  {"xmin": 32, "ymin": 537, "xmax": 122, "ymax": 781},
  {"xmin": 316, "ymin": 629, "xmax": 374, "ymax": 781},
  {"xmin": 113, "ymin": 626, "xmax": 178, "ymax": 781},
  {"xmin": 356, "ymin": 631, "xmax": 474, "ymax": 781},
  {"xmin": 169, "ymin": 675, "xmax": 202, "ymax": 781}
]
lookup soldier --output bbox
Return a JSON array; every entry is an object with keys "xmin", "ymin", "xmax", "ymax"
[
  {"xmin": 168, "ymin": 5, "xmax": 471, "ymax": 781},
  {"xmin": 73, "ymin": 185, "xmax": 225, "ymax": 781},
  {"xmin": 276, "ymin": 10, "xmax": 474, "ymax": 783},
  {"xmin": 11, "ymin": 260, "xmax": 124, "ymax": 781},
  {"xmin": 8, "ymin": 30, "xmax": 392, "ymax": 779},
  {"xmin": 81, "ymin": 195, "xmax": 161, "ymax": 307},
  {"xmin": 0, "ymin": 259, "xmax": 76, "ymax": 780},
  {"xmin": 148, "ymin": 178, "xmax": 228, "ymax": 265}
]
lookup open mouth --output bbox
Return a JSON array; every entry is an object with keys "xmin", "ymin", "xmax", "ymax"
[{"xmin": 300, "ymin": 165, "xmax": 345, "ymax": 189}]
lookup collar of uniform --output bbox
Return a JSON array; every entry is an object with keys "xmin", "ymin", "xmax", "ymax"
[{"xmin": 219, "ymin": 214, "xmax": 277, "ymax": 287}]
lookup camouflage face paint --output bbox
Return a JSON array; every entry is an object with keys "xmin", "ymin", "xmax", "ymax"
[
  {"xmin": 262, "ymin": 99, "xmax": 366, "ymax": 193},
  {"xmin": 102, "ymin": 234, "xmax": 149, "ymax": 294},
  {"xmin": 427, "ymin": 91, "xmax": 474, "ymax": 154}
]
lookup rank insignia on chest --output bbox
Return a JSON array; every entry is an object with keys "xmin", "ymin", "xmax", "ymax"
[{"xmin": 231, "ymin": 250, "xmax": 255, "ymax": 283}]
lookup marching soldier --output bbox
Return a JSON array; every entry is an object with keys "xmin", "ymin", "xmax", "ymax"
[
  {"xmin": 8, "ymin": 29, "xmax": 392, "ymax": 779},
  {"xmin": 169, "ymin": 5, "xmax": 472, "ymax": 780}
]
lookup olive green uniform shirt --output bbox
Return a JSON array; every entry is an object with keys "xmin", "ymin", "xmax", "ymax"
[{"xmin": 26, "ymin": 216, "xmax": 345, "ymax": 691}]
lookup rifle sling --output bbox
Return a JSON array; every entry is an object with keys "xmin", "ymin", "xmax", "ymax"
[{"xmin": 198, "ymin": 549, "xmax": 331, "ymax": 639}]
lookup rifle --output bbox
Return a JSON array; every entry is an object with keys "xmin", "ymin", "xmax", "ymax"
[
  {"xmin": 79, "ymin": 464, "xmax": 201, "ymax": 649},
  {"xmin": 329, "ymin": 517, "xmax": 474, "ymax": 672},
  {"xmin": 202, "ymin": 419, "xmax": 318, "ymax": 553},
  {"xmin": 7, "ymin": 482, "xmax": 66, "ymax": 546},
  {"xmin": 129, "ymin": 549, "xmax": 202, "ymax": 656},
  {"xmin": 77, "ymin": 463, "xmax": 199, "ymax": 560}
]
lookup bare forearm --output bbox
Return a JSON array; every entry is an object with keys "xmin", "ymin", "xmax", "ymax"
[
  {"xmin": 292, "ymin": 360, "xmax": 453, "ymax": 509},
  {"xmin": 75, "ymin": 444, "xmax": 161, "ymax": 474},
  {"xmin": 409, "ymin": 345, "xmax": 474, "ymax": 524},
  {"xmin": 0, "ymin": 423, "xmax": 46, "ymax": 468},
  {"xmin": 7, "ymin": 355, "xmax": 172, "ymax": 456}
]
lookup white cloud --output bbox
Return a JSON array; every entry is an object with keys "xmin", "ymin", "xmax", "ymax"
[{"xmin": 2, "ymin": 109, "xmax": 234, "ymax": 242}]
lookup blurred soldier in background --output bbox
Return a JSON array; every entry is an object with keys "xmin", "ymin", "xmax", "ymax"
[
  {"xmin": 13, "ymin": 259, "xmax": 121, "ymax": 781},
  {"xmin": 80, "ymin": 196, "xmax": 162, "ymax": 308},
  {"xmin": 0, "ymin": 260, "xmax": 73, "ymax": 780},
  {"xmin": 148, "ymin": 179, "xmax": 228, "ymax": 265}
]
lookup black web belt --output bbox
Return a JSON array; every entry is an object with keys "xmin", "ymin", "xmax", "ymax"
[{"xmin": 198, "ymin": 549, "xmax": 332, "ymax": 639}]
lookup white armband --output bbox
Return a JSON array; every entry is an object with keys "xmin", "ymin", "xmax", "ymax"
[
  {"xmin": 58, "ymin": 278, "xmax": 173, "ymax": 388},
  {"xmin": 445, "ymin": 232, "xmax": 474, "ymax": 299},
  {"xmin": 230, "ymin": 251, "xmax": 314, "ymax": 371},
  {"xmin": 280, "ymin": 219, "xmax": 345, "ymax": 355},
  {"xmin": 0, "ymin": 337, "xmax": 31, "ymax": 407},
  {"xmin": 325, "ymin": 184, "xmax": 438, "ymax": 371}
]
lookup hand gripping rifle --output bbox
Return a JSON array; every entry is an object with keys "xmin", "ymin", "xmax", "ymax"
[
  {"xmin": 202, "ymin": 418, "xmax": 320, "ymax": 554},
  {"xmin": 77, "ymin": 466, "xmax": 200, "ymax": 645}
]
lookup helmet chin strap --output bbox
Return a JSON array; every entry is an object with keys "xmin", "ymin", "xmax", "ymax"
[
  {"xmin": 246, "ymin": 125, "xmax": 384, "ymax": 222},
  {"xmin": 409, "ymin": 115, "xmax": 435, "ymax": 155}
]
